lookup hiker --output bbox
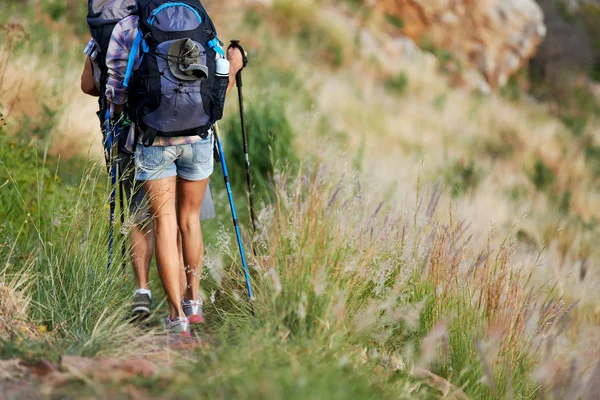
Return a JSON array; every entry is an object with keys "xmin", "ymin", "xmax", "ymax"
[
  {"xmin": 81, "ymin": 40, "xmax": 155, "ymax": 318},
  {"xmin": 82, "ymin": 0, "xmax": 223, "ymax": 322},
  {"xmin": 105, "ymin": 1, "xmax": 244, "ymax": 336}
]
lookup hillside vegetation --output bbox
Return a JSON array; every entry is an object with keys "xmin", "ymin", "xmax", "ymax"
[{"xmin": 1, "ymin": 0, "xmax": 599, "ymax": 398}]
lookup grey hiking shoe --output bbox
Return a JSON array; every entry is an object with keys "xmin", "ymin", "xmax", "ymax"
[
  {"xmin": 165, "ymin": 316, "xmax": 191, "ymax": 337},
  {"xmin": 182, "ymin": 298, "xmax": 205, "ymax": 324},
  {"xmin": 131, "ymin": 291, "xmax": 152, "ymax": 319}
]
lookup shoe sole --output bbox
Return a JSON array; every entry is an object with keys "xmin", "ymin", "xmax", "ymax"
[
  {"xmin": 132, "ymin": 306, "xmax": 151, "ymax": 320},
  {"xmin": 188, "ymin": 315, "xmax": 205, "ymax": 324}
]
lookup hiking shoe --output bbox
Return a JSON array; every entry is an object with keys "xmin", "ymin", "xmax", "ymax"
[
  {"xmin": 131, "ymin": 291, "xmax": 152, "ymax": 319},
  {"xmin": 182, "ymin": 298, "xmax": 205, "ymax": 324},
  {"xmin": 165, "ymin": 316, "xmax": 191, "ymax": 338}
]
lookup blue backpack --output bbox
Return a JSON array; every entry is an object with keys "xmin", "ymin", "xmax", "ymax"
[{"xmin": 124, "ymin": 0, "xmax": 226, "ymax": 146}]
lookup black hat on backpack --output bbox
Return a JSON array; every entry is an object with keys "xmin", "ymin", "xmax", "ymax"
[{"xmin": 168, "ymin": 38, "xmax": 209, "ymax": 81}]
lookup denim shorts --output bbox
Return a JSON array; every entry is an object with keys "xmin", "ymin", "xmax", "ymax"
[{"xmin": 135, "ymin": 136, "xmax": 214, "ymax": 182}]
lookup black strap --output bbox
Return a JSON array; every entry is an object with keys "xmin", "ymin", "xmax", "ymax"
[
  {"xmin": 141, "ymin": 127, "xmax": 159, "ymax": 147},
  {"xmin": 137, "ymin": 124, "xmax": 212, "ymax": 148}
]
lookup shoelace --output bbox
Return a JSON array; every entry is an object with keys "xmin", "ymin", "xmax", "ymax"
[
  {"xmin": 167, "ymin": 316, "xmax": 189, "ymax": 327},
  {"xmin": 182, "ymin": 298, "xmax": 203, "ymax": 306}
]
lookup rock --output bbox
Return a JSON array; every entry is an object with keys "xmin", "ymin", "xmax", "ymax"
[
  {"xmin": 0, "ymin": 359, "xmax": 28, "ymax": 381},
  {"xmin": 19, "ymin": 360, "xmax": 59, "ymax": 378},
  {"xmin": 373, "ymin": 0, "xmax": 546, "ymax": 89}
]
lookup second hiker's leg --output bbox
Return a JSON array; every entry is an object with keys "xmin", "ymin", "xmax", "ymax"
[
  {"xmin": 121, "ymin": 154, "xmax": 154, "ymax": 317},
  {"xmin": 130, "ymin": 223, "xmax": 152, "ymax": 290},
  {"xmin": 144, "ymin": 177, "xmax": 185, "ymax": 319},
  {"xmin": 130, "ymin": 183, "xmax": 153, "ymax": 291}
]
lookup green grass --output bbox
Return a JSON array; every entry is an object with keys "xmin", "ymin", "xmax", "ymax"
[{"xmin": 0, "ymin": 126, "xmax": 139, "ymax": 355}]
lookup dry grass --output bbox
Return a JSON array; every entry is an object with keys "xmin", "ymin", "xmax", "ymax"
[
  {"xmin": 215, "ymin": 0, "xmax": 600, "ymax": 391},
  {"xmin": 4, "ymin": 53, "xmax": 103, "ymax": 158},
  {"xmin": 0, "ymin": 16, "xmax": 103, "ymax": 160},
  {"xmin": 0, "ymin": 256, "xmax": 36, "ymax": 338},
  {"xmin": 242, "ymin": 165, "xmax": 599, "ymax": 397}
]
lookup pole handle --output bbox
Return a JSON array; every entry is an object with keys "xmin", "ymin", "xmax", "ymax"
[{"xmin": 229, "ymin": 40, "xmax": 248, "ymax": 89}]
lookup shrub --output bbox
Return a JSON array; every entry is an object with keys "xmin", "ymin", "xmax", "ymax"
[
  {"xmin": 221, "ymin": 92, "xmax": 299, "ymax": 204},
  {"xmin": 443, "ymin": 159, "xmax": 483, "ymax": 196},
  {"xmin": 243, "ymin": 8, "xmax": 262, "ymax": 31},
  {"xmin": 585, "ymin": 141, "xmax": 600, "ymax": 177},
  {"xmin": 385, "ymin": 14, "xmax": 404, "ymax": 29},
  {"xmin": 338, "ymin": 0, "xmax": 365, "ymax": 9},
  {"xmin": 433, "ymin": 93, "xmax": 448, "ymax": 111},
  {"xmin": 560, "ymin": 113, "xmax": 588, "ymax": 136},
  {"xmin": 527, "ymin": 157, "xmax": 555, "ymax": 192},
  {"xmin": 479, "ymin": 128, "xmax": 521, "ymax": 160},
  {"xmin": 499, "ymin": 75, "xmax": 523, "ymax": 101},
  {"xmin": 271, "ymin": 0, "xmax": 348, "ymax": 67},
  {"xmin": 557, "ymin": 188, "xmax": 572, "ymax": 215},
  {"xmin": 558, "ymin": 85, "xmax": 600, "ymax": 136},
  {"xmin": 40, "ymin": 0, "xmax": 88, "ymax": 35},
  {"xmin": 384, "ymin": 72, "xmax": 409, "ymax": 96}
]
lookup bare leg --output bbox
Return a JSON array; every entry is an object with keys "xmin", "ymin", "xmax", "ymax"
[
  {"xmin": 178, "ymin": 230, "xmax": 187, "ymax": 295},
  {"xmin": 177, "ymin": 178, "xmax": 209, "ymax": 302},
  {"xmin": 144, "ymin": 177, "xmax": 185, "ymax": 320},
  {"xmin": 130, "ymin": 223, "xmax": 153, "ymax": 290}
]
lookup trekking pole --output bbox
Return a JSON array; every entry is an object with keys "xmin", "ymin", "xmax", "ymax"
[
  {"xmin": 104, "ymin": 107, "xmax": 117, "ymax": 274},
  {"xmin": 229, "ymin": 40, "xmax": 258, "ymax": 235},
  {"xmin": 118, "ymin": 179, "xmax": 127, "ymax": 274},
  {"xmin": 213, "ymin": 123, "xmax": 254, "ymax": 302}
]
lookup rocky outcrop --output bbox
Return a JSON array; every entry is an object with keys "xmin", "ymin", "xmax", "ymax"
[{"xmin": 372, "ymin": 0, "xmax": 546, "ymax": 89}]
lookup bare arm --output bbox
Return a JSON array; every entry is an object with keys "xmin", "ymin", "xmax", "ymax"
[
  {"xmin": 226, "ymin": 47, "xmax": 244, "ymax": 95},
  {"xmin": 106, "ymin": 19, "xmax": 138, "ymax": 116},
  {"xmin": 81, "ymin": 57, "xmax": 100, "ymax": 97}
]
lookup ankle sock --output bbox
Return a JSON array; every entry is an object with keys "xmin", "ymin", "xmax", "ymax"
[
  {"xmin": 182, "ymin": 297, "xmax": 202, "ymax": 305},
  {"xmin": 135, "ymin": 288, "xmax": 152, "ymax": 299}
]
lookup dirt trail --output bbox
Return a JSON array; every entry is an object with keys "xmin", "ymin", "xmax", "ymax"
[{"xmin": 0, "ymin": 334, "xmax": 207, "ymax": 399}]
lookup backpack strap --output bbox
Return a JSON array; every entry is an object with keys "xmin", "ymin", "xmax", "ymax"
[
  {"xmin": 141, "ymin": 126, "xmax": 159, "ymax": 147},
  {"xmin": 124, "ymin": 30, "xmax": 147, "ymax": 88}
]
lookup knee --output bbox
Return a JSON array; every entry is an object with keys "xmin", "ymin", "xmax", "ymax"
[
  {"xmin": 153, "ymin": 216, "xmax": 178, "ymax": 236},
  {"xmin": 178, "ymin": 214, "xmax": 200, "ymax": 235}
]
